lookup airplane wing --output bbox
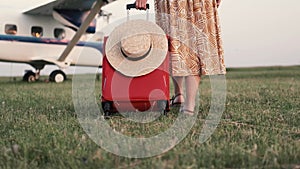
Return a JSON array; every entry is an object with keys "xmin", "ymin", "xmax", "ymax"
[
  {"xmin": 23, "ymin": 0, "xmax": 99, "ymax": 16},
  {"xmin": 24, "ymin": 0, "xmax": 109, "ymax": 33}
]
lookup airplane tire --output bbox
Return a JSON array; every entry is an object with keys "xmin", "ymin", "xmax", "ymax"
[
  {"xmin": 49, "ymin": 70, "xmax": 66, "ymax": 83},
  {"xmin": 23, "ymin": 71, "xmax": 36, "ymax": 82}
]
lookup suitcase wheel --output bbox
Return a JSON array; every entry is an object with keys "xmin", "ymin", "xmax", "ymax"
[
  {"xmin": 158, "ymin": 100, "xmax": 168, "ymax": 116},
  {"xmin": 102, "ymin": 101, "xmax": 112, "ymax": 118}
]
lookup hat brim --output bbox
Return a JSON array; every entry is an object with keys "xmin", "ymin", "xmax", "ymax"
[{"xmin": 105, "ymin": 20, "xmax": 168, "ymax": 77}]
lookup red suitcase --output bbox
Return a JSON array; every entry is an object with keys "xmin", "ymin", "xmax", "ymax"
[
  {"xmin": 101, "ymin": 4, "xmax": 170, "ymax": 117},
  {"xmin": 101, "ymin": 37, "xmax": 170, "ymax": 117}
]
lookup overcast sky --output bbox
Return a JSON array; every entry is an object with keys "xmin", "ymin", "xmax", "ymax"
[
  {"xmin": 220, "ymin": 0, "xmax": 300, "ymax": 67},
  {"xmin": 0, "ymin": 0, "xmax": 300, "ymax": 76}
]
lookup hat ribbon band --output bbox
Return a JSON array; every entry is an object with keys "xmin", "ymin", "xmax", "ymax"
[{"xmin": 121, "ymin": 44, "xmax": 152, "ymax": 61}]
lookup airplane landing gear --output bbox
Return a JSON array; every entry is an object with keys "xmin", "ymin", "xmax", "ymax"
[
  {"xmin": 23, "ymin": 69, "xmax": 40, "ymax": 82},
  {"xmin": 23, "ymin": 70, "xmax": 35, "ymax": 82},
  {"xmin": 49, "ymin": 70, "xmax": 66, "ymax": 83},
  {"xmin": 22, "ymin": 65, "xmax": 66, "ymax": 83}
]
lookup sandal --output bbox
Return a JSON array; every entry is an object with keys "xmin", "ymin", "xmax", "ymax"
[{"xmin": 170, "ymin": 93, "xmax": 184, "ymax": 107}]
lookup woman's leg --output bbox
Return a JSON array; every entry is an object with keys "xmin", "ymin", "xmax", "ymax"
[
  {"xmin": 172, "ymin": 76, "xmax": 185, "ymax": 103},
  {"xmin": 182, "ymin": 75, "xmax": 200, "ymax": 112}
]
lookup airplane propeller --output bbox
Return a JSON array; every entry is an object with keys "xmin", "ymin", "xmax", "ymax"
[{"xmin": 57, "ymin": 0, "xmax": 104, "ymax": 64}]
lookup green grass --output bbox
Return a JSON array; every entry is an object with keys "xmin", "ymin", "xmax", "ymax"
[{"xmin": 0, "ymin": 66, "xmax": 299, "ymax": 169}]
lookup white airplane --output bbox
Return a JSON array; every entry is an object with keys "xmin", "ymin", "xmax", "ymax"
[{"xmin": 0, "ymin": 0, "xmax": 109, "ymax": 83}]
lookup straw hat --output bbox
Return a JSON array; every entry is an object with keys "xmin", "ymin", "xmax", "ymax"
[{"xmin": 105, "ymin": 19, "xmax": 168, "ymax": 77}]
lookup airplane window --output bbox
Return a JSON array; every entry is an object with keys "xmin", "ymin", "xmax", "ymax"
[
  {"xmin": 5, "ymin": 24, "xmax": 17, "ymax": 35},
  {"xmin": 54, "ymin": 28, "xmax": 66, "ymax": 39},
  {"xmin": 31, "ymin": 26, "xmax": 43, "ymax": 38}
]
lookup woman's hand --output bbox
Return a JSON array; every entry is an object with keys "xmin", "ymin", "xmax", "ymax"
[
  {"xmin": 135, "ymin": 0, "xmax": 148, "ymax": 9},
  {"xmin": 216, "ymin": 0, "xmax": 222, "ymax": 8}
]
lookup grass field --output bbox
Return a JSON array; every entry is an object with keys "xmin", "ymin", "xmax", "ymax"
[{"xmin": 0, "ymin": 66, "xmax": 299, "ymax": 169}]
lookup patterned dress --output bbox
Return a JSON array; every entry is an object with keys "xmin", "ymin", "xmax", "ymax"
[{"xmin": 154, "ymin": 0, "xmax": 226, "ymax": 76}]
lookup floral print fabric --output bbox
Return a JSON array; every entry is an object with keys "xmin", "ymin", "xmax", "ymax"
[{"xmin": 154, "ymin": 0, "xmax": 226, "ymax": 76}]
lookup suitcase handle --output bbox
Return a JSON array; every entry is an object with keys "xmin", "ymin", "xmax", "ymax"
[
  {"xmin": 126, "ymin": 3, "xmax": 150, "ymax": 10},
  {"xmin": 126, "ymin": 3, "xmax": 150, "ymax": 21}
]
